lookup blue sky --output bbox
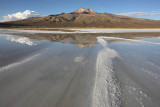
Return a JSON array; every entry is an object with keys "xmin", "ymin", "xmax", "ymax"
[{"xmin": 0, "ymin": 0, "xmax": 160, "ymax": 21}]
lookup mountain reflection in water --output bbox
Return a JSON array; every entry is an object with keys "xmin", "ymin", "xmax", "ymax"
[{"xmin": 11, "ymin": 32, "xmax": 160, "ymax": 48}]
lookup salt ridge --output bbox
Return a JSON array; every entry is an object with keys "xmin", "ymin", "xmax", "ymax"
[{"xmin": 92, "ymin": 37, "xmax": 121, "ymax": 107}]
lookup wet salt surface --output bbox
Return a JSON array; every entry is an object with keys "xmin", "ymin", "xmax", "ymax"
[
  {"xmin": 0, "ymin": 34, "xmax": 50, "ymax": 67},
  {"xmin": 109, "ymin": 39, "xmax": 160, "ymax": 107},
  {"xmin": 0, "ymin": 29, "xmax": 160, "ymax": 107},
  {"xmin": 0, "ymin": 32, "xmax": 99, "ymax": 107}
]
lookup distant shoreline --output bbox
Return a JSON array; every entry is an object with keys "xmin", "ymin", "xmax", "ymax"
[
  {"xmin": 1, "ymin": 28, "xmax": 160, "ymax": 34},
  {"xmin": 1, "ymin": 27, "xmax": 160, "ymax": 31}
]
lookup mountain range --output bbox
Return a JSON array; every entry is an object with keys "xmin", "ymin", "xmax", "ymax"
[{"xmin": 1, "ymin": 8, "xmax": 160, "ymax": 28}]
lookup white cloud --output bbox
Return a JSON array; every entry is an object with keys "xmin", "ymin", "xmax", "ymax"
[
  {"xmin": 2, "ymin": 10, "xmax": 41, "ymax": 22},
  {"xmin": 118, "ymin": 12, "xmax": 160, "ymax": 17}
]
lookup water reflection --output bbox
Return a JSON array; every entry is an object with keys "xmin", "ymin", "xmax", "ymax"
[
  {"xmin": 11, "ymin": 32, "xmax": 160, "ymax": 48},
  {"xmin": 12, "ymin": 33, "xmax": 98, "ymax": 48},
  {"xmin": 6, "ymin": 35, "xmax": 39, "ymax": 46},
  {"xmin": 0, "ymin": 34, "xmax": 49, "ymax": 67},
  {"xmin": 0, "ymin": 30, "xmax": 160, "ymax": 107},
  {"xmin": 0, "ymin": 34, "xmax": 40, "ymax": 46}
]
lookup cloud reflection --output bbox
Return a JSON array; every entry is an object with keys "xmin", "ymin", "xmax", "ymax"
[{"xmin": 6, "ymin": 35, "xmax": 39, "ymax": 46}]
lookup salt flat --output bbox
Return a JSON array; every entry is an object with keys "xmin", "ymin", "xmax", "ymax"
[{"xmin": 0, "ymin": 29, "xmax": 160, "ymax": 107}]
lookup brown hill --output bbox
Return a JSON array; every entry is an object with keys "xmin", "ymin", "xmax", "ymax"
[{"xmin": 1, "ymin": 8, "xmax": 160, "ymax": 28}]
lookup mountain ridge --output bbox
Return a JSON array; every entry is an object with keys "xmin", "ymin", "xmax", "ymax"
[{"xmin": 0, "ymin": 8, "xmax": 160, "ymax": 28}]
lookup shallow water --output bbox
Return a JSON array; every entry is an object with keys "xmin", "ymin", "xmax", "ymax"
[
  {"xmin": 109, "ymin": 39, "xmax": 160, "ymax": 107},
  {"xmin": 0, "ymin": 29, "xmax": 160, "ymax": 107}
]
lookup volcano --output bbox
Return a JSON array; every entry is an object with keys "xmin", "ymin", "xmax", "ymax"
[{"xmin": 1, "ymin": 8, "xmax": 160, "ymax": 28}]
